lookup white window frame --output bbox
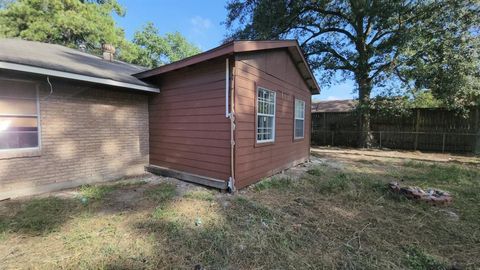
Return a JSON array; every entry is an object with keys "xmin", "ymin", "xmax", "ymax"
[
  {"xmin": 294, "ymin": 98, "xmax": 305, "ymax": 139},
  {"xmin": 0, "ymin": 79, "xmax": 41, "ymax": 153},
  {"xmin": 256, "ymin": 87, "xmax": 276, "ymax": 143}
]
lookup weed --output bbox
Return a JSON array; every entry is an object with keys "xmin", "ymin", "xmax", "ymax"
[
  {"xmin": 152, "ymin": 207, "xmax": 176, "ymax": 220},
  {"xmin": 307, "ymin": 165, "xmax": 327, "ymax": 176},
  {"xmin": 254, "ymin": 176, "xmax": 292, "ymax": 191},
  {"xmin": 404, "ymin": 246, "xmax": 448, "ymax": 270},
  {"xmin": 315, "ymin": 172, "xmax": 353, "ymax": 193}
]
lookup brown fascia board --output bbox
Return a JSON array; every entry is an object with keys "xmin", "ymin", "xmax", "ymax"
[{"xmin": 134, "ymin": 40, "xmax": 320, "ymax": 94}]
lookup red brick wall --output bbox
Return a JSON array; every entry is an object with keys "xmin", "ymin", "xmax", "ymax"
[{"xmin": 0, "ymin": 74, "xmax": 149, "ymax": 199}]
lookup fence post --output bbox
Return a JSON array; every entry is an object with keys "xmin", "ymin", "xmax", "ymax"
[
  {"xmin": 331, "ymin": 131, "xmax": 334, "ymax": 146},
  {"xmin": 323, "ymin": 113, "xmax": 327, "ymax": 145},
  {"xmin": 414, "ymin": 109, "xmax": 420, "ymax": 151},
  {"xmin": 442, "ymin": 133, "xmax": 446, "ymax": 153},
  {"xmin": 475, "ymin": 107, "xmax": 480, "ymax": 155},
  {"xmin": 379, "ymin": 131, "xmax": 382, "ymax": 149}
]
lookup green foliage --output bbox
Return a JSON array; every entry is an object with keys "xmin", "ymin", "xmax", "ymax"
[
  {"xmin": 131, "ymin": 22, "xmax": 201, "ymax": 67},
  {"xmin": 399, "ymin": 0, "xmax": 480, "ymax": 113},
  {"xmin": 409, "ymin": 90, "xmax": 443, "ymax": 109},
  {"xmin": 0, "ymin": 0, "xmax": 125, "ymax": 49},
  {"xmin": 0, "ymin": 0, "xmax": 201, "ymax": 67}
]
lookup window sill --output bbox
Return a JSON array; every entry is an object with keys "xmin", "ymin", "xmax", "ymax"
[
  {"xmin": 0, "ymin": 148, "xmax": 41, "ymax": 160},
  {"xmin": 254, "ymin": 141, "xmax": 275, "ymax": 148},
  {"xmin": 293, "ymin": 137, "xmax": 305, "ymax": 143}
]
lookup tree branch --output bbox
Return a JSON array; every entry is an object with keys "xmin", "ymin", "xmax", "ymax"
[
  {"xmin": 369, "ymin": 49, "xmax": 401, "ymax": 80},
  {"xmin": 316, "ymin": 47, "xmax": 355, "ymax": 71},
  {"xmin": 368, "ymin": 29, "xmax": 395, "ymax": 46},
  {"xmin": 364, "ymin": 15, "xmax": 374, "ymax": 36}
]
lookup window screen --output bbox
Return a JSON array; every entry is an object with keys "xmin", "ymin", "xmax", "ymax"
[
  {"xmin": 0, "ymin": 80, "xmax": 39, "ymax": 150},
  {"xmin": 294, "ymin": 99, "xmax": 305, "ymax": 139},
  {"xmin": 257, "ymin": 87, "xmax": 276, "ymax": 143}
]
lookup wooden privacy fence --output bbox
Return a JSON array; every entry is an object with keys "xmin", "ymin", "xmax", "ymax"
[{"xmin": 311, "ymin": 107, "xmax": 480, "ymax": 154}]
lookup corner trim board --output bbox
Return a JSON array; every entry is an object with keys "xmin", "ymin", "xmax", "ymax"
[{"xmin": 0, "ymin": 61, "xmax": 160, "ymax": 93}]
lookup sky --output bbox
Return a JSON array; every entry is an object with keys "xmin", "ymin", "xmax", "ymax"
[{"xmin": 114, "ymin": 0, "xmax": 356, "ymax": 101}]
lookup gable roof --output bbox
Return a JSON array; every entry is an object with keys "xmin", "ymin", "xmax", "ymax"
[
  {"xmin": 312, "ymin": 100, "xmax": 357, "ymax": 112},
  {"xmin": 0, "ymin": 39, "xmax": 159, "ymax": 92},
  {"xmin": 134, "ymin": 40, "xmax": 320, "ymax": 94}
]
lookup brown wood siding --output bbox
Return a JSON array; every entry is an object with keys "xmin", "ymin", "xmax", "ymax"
[
  {"xmin": 234, "ymin": 49, "xmax": 311, "ymax": 188},
  {"xmin": 149, "ymin": 58, "xmax": 231, "ymax": 181}
]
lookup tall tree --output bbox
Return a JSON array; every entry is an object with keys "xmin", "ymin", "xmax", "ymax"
[
  {"xmin": 398, "ymin": 1, "xmax": 480, "ymax": 113},
  {"xmin": 0, "ymin": 0, "xmax": 201, "ymax": 67},
  {"xmin": 0, "ymin": 0, "xmax": 125, "ymax": 50},
  {"xmin": 225, "ymin": 0, "xmax": 479, "ymax": 147},
  {"xmin": 131, "ymin": 22, "xmax": 201, "ymax": 67}
]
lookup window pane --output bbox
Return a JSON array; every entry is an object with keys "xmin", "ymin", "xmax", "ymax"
[
  {"xmin": 295, "ymin": 100, "xmax": 305, "ymax": 119},
  {"xmin": 0, "ymin": 99, "xmax": 37, "ymax": 115},
  {"xmin": 257, "ymin": 115, "xmax": 274, "ymax": 141},
  {"xmin": 0, "ymin": 132, "xmax": 38, "ymax": 149},
  {"xmin": 0, "ymin": 117, "xmax": 38, "ymax": 132},
  {"xmin": 0, "ymin": 80, "xmax": 40, "ymax": 150},
  {"xmin": 257, "ymin": 88, "xmax": 275, "ymax": 142},
  {"xmin": 0, "ymin": 81, "xmax": 37, "ymax": 99},
  {"xmin": 295, "ymin": 119, "xmax": 304, "ymax": 138}
]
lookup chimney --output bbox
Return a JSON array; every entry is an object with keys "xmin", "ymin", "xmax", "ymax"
[{"xmin": 102, "ymin": 43, "xmax": 115, "ymax": 61}]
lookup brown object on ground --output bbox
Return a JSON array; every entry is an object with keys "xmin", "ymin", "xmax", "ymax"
[{"xmin": 389, "ymin": 182, "xmax": 453, "ymax": 205}]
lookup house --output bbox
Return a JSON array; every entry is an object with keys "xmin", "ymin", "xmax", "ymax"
[
  {"xmin": 311, "ymin": 99, "xmax": 356, "ymax": 113},
  {"xmin": 0, "ymin": 39, "xmax": 319, "ymax": 199}
]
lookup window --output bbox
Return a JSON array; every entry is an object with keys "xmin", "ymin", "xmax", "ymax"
[
  {"xmin": 256, "ymin": 87, "xmax": 276, "ymax": 143},
  {"xmin": 0, "ymin": 80, "xmax": 40, "ymax": 151},
  {"xmin": 294, "ymin": 99, "xmax": 305, "ymax": 139}
]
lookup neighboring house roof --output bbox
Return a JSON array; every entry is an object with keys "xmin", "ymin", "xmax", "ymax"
[
  {"xmin": 135, "ymin": 40, "xmax": 320, "ymax": 94},
  {"xmin": 0, "ymin": 39, "xmax": 159, "ymax": 92},
  {"xmin": 311, "ymin": 99, "xmax": 357, "ymax": 112}
]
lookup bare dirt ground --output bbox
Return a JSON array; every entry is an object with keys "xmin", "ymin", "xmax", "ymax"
[{"xmin": 311, "ymin": 146, "xmax": 480, "ymax": 165}]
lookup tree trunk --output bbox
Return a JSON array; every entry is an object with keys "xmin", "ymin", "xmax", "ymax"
[{"xmin": 357, "ymin": 78, "xmax": 374, "ymax": 148}]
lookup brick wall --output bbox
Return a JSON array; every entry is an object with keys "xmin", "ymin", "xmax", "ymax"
[{"xmin": 0, "ymin": 75, "xmax": 149, "ymax": 199}]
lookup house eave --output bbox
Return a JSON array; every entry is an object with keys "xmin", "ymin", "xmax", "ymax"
[{"xmin": 0, "ymin": 61, "xmax": 160, "ymax": 93}]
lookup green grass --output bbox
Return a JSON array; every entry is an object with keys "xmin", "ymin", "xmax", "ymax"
[
  {"xmin": 79, "ymin": 185, "xmax": 114, "ymax": 200},
  {"xmin": 183, "ymin": 190, "xmax": 215, "ymax": 201},
  {"xmin": 1, "ymin": 158, "xmax": 479, "ymax": 269},
  {"xmin": 0, "ymin": 197, "xmax": 80, "ymax": 235},
  {"xmin": 404, "ymin": 246, "xmax": 448, "ymax": 270},
  {"xmin": 144, "ymin": 182, "xmax": 176, "ymax": 203},
  {"xmin": 253, "ymin": 176, "xmax": 293, "ymax": 191}
]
